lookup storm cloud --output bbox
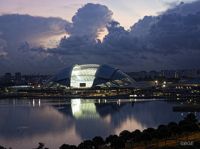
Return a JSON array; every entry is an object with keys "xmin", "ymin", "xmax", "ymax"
[
  {"xmin": 0, "ymin": 14, "xmax": 70, "ymax": 45},
  {"xmin": 1, "ymin": 1, "xmax": 200, "ymax": 74},
  {"xmin": 129, "ymin": 1, "xmax": 200, "ymax": 68},
  {"xmin": 0, "ymin": 14, "xmax": 70, "ymax": 73}
]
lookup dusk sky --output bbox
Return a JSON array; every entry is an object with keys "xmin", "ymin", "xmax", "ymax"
[
  {"xmin": 0, "ymin": 0, "xmax": 195, "ymax": 28},
  {"xmin": 0, "ymin": 0, "xmax": 200, "ymax": 74}
]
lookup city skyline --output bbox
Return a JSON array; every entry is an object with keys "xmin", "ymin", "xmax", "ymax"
[{"xmin": 0, "ymin": 0, "xmax": 200, "ymax": 73}]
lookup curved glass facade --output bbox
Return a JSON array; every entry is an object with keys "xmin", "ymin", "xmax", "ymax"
[
  {"xmin": 49, "ymin": 64, "xmax": 135, "ymax": 88},
  {"xmin": 70, "ymin": 64, "xmax": 99, "ymax": 88}
]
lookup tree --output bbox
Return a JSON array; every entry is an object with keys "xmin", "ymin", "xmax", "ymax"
[
  {"xmin": 105, "ymin": 135, "xmax": 118, "ymax": 144},
  {"xmin": 119, "ymin": 130, "xmax": 132, "ymax": 142},
  {"xmin": 184, "ymin": 113, "xmax": 198, "ymax": 123},
  {"xmin": 92, "ymin": 136, "xmax": 104, "ymax": 148},
  {"xmin": 179, "ymin": 120, "xmax": 199, "ymax": 133},
  {"xmin": 78, "ymin": 140, "xmax": 94, "ymax": 149},
  {"xmin": 168, "ymin": 122, "xmax": 181, "ymax": 135},
  {"xmin": 0, "ymin": 145, "xmax": 6, "ymax": 149},
  {"xmin": 60, "ymin": 144, "xmax": 77, "ymax": 149},
  {"xmin": 131, "ymin": 129, "xmax": 142, "ymax": 142},
  {"xmin": 110, "ymin": 137, "xmax": 125, "ymax": 149},
  {"xmin": 141, "ymin": 128, "xmax": 156, "ymax": 147},
  {"xmin": 157, "ymin": 125, "xmax": 171, "ymax": 145},
  {"xmin": 167, "ymin": 122, "xmax": 180, "ymax": 143},
  {"xmin": 34, "ymin": 142, "xmax": 47, "ymax": 149},
  {"xmin": 179, "ymin": 113, "xmax": 199, "ymax": 133}
]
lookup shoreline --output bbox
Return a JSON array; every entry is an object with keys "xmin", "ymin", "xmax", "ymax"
[{"xmin": 0, "ymin": 93, "xmax": 200, "ymax": 100}]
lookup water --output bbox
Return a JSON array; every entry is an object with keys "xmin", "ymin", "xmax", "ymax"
[{"xmin": 0, "ymin": 98, "xmax": 199, "ymax": 149}]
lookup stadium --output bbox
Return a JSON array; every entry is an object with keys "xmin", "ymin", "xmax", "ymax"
[{"xmin": 48, "ymin": 64, "xmax": 135, "ymax": 89}]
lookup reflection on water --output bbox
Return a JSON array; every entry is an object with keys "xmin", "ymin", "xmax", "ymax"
[
  {"xmin": 0, "ymin": 98, "xmax": 199, "ymax": 149},
  {"xmin": 71, "ymin": 99, "xmax": 99, "ymax": 119}
]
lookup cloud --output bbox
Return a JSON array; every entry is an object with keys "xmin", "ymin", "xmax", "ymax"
[
  {"xmin": 165, "ymin": 0, "xmax": 200, "ymax": 15},
  {"xmin": 0, "ymin": 14, "xmax": 70, "ymax": 44},
  {"xmin": 147, "ymin": 12, "xmax": 200, "ymax": 54},
  {"xmin": 66, "ymin": 3, "xmax": 113, "ymax": 39},
  {"xmin": 129, "ymin": 1, "xmax": 200, "ymax": 57},
  {"xmin": 0, "ymin": 38, "xmax": 7, "ymax": 57},
  {"xmin": 25, "ymin": 1, "xmax": 200, "ymax": 72},
  {"xmin": 0, "ymin": 14, "xmax": 70, "ymax": 73},
  {"xmin": 55, "ymin": 1, "xmax": 200, "ymax": 71},
  {"xmin": 1, "ymin": 1, "xmax": 200, "ymax": 74}
]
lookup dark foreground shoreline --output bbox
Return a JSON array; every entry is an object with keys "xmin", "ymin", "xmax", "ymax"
[{"xmin": 0, "ymin": 113, "xmax": 200, "ymax": 149}]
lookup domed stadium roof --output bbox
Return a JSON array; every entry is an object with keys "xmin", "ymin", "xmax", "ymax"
[{"xmin": 49, "ymin": 64, "xmax": 135, "ymax": 88}]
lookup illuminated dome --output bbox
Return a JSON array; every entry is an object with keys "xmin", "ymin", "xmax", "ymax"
[{"xmin": 49, "ymin": 64, "xmax": 135, "ymax": 88}]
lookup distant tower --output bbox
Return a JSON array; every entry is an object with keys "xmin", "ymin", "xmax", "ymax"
[
  {"xmin": 4, "ymin": 72, "xmax": 12, "ymax": 82},
  {"xmin": 4, "ymin": 73, "xmax": 12, "ymax": 84},
  {"xmin": 15, "ymin": 72, "xmax": 22, "ymax": 84}
]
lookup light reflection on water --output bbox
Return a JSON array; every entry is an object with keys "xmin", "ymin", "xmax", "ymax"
[{"xmin": 0, "ymin": 98, "xmax": 199, "ymax": 149}]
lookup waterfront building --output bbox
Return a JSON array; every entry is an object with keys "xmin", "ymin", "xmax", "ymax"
[{"xmin": 48, "ymin": 64, "xmax": 135, "ymax": 89}]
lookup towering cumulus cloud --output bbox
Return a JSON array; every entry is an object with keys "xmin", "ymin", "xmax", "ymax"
[
  {"xmin": 46, "ymin": 3, "xmax": 114, "ymax": 66},
  {"xmin": 0, "ymin": 1, "xmax": 200, "ymax": 74},
  {"xmin": 67, "ymin": 3, "xmax": 113, "ymax": 39},
  {"xmin": 58, "ymin": 3, "xmax": 113, "ymax": 53}
]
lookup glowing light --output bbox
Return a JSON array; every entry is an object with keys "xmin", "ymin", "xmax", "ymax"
[
  {"xmin": 39, "ymin": 99, "xmax": 41, "ymax": 107},
  {"xmin": 97, "ymin": 27, "xmax": 108, "ymax": 42},
  {"xmin": 133, "ymin": 94, "xmax": 137, "ymax": 97},
  {"xmin": 71, "ymin": 99, "xmax": 99, "ymax": 119},
  {"xmin": 33, "ymin": 99, "xmax": 35, "ymax": 107},
  {"xmin": 114, "ymin": 117, "xmax": 146, "ymax": 135},
  {"xmin": 70, "ymin": 64, "xmax": 99, "ymax": 88},
  {"xmin": 71, "ymin": 99, "xmax": 81, "ymax": 116},
  {"xmin": 31, "ymin": 33, "xmax": 68, "ymax": 48},
  {"xmin": 117, "ymin": 99, "xmax": 121, "ymax": 105}
]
